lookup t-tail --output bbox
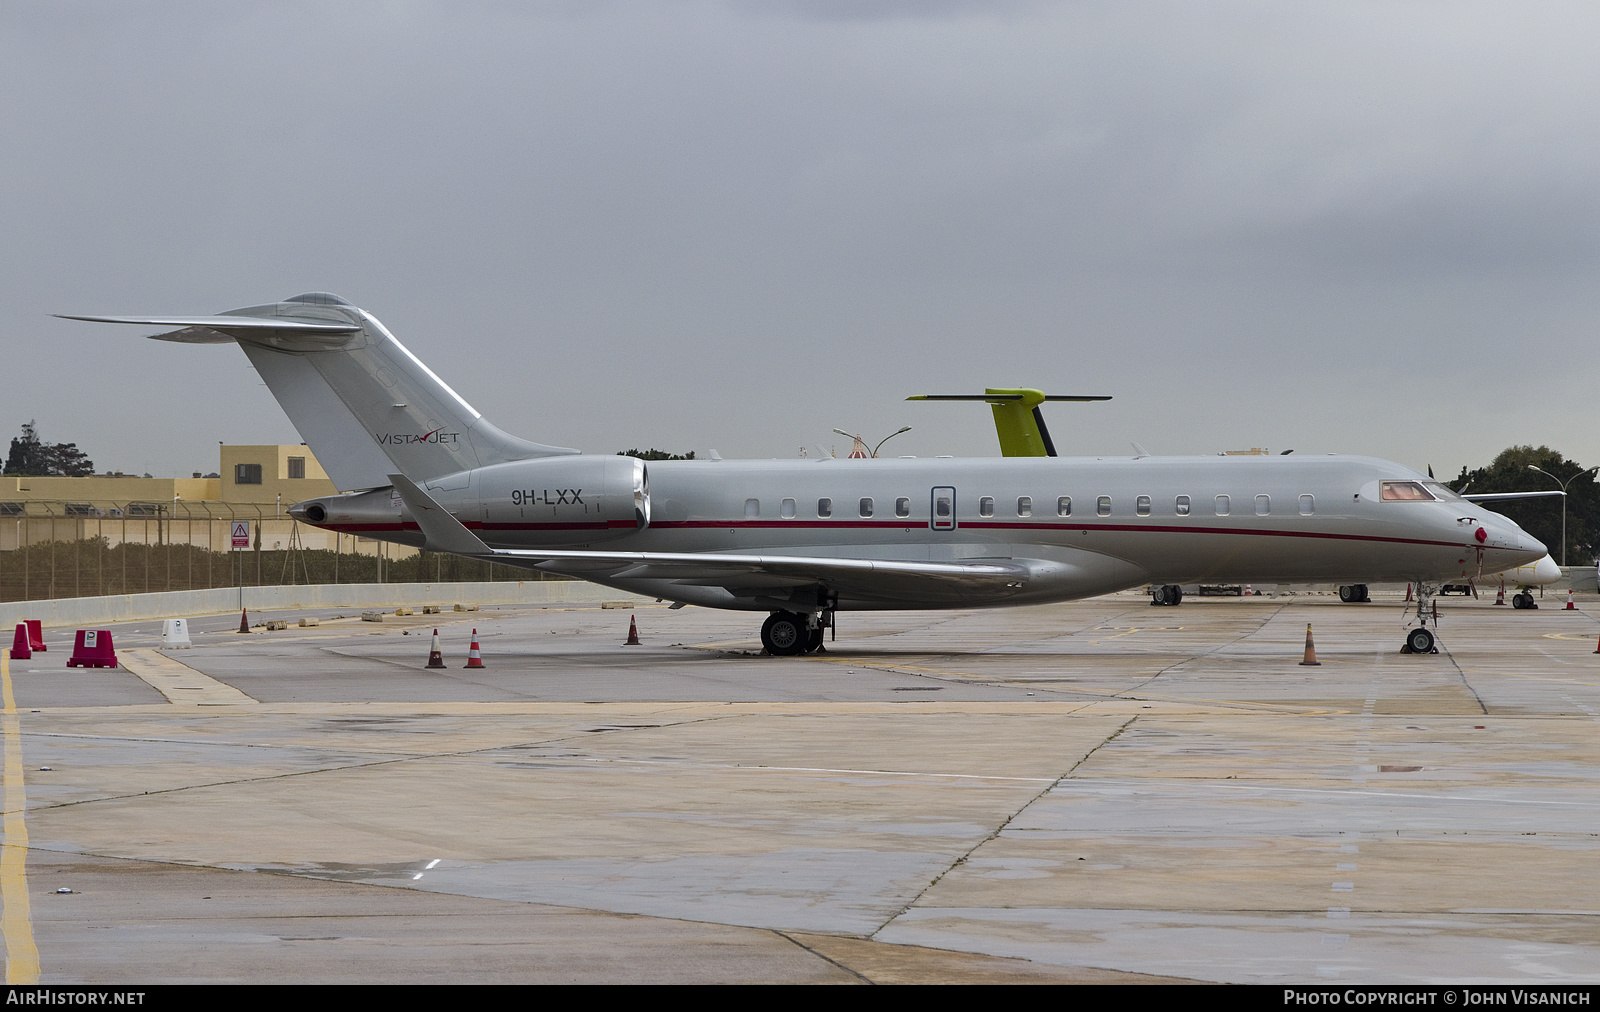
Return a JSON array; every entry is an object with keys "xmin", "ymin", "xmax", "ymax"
[
  {"xmin": 907, "ymin": 389, "xmax": 1112, "ymax": 457},
  {"xmin": 59, "ymin": 292, "xmax": 576, "ymax": 491}
]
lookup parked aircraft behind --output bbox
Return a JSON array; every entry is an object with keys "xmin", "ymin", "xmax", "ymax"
[{"xmin": 63, "ymin": 294, "xmax": 1548, "ymax": 656}]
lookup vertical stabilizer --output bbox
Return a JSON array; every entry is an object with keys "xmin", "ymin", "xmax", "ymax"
[{"xmin": 60, "ymin": 292, "xmax": 578, "ymax": 490}]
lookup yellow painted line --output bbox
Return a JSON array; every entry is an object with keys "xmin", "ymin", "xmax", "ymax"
[
  {"xmin": 0, "ymin": 650, "xmax": 39, "ymax": 984},
  {"xmin": 120, "ymin": 648, "xmax": 258, "ymax": 706}
]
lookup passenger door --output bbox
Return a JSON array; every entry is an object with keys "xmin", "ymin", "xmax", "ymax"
[{"xmin": 930, "ymin": 486, "xmax": 957, "ymax": 531}]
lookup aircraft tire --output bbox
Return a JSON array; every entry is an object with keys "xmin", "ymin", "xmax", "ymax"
[
  {"xmin": 1405, "ymin": 627, "xmax": 1436, "ymax": 655},
  {"xmin": 1355, "ymin": 584, "xmax": 1369, "ymax": 602},
  {"xmin": 1339, "ymin": 585, "xmax": 1355, "ymax": 603},
  {"xmin": 761, "ymin": 612, "xmax": 808, "ymax": 656}
]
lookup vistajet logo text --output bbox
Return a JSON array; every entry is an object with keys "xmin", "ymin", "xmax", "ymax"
[{"xmin": 375, "ymin": 428, "xmax": 460, "ymax": 446}]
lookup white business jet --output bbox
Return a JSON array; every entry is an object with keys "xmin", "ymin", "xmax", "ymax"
[{"xmin": 63, "ymin": 293, "xmax": 1547, "ymax": 656}]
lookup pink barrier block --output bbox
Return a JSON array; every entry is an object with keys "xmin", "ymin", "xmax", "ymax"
[{"xmin": 67, "ymin": 629, "xmax": 117, "ymax": 669}]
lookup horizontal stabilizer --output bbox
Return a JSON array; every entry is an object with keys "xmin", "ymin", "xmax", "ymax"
[
  {"xmin": 908, "ymin": 394, "xmax": 1112, "ymax": 402},
  {"xmin": 56, "ymin": 314, "xmax": 361, "ymax": 334},
  {"xmin": 57, "ymin": 314, "xmax": 361, "ymax": 351}
]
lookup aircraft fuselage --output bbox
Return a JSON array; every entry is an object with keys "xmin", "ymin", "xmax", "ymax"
[{"xmin": 294, "ymin": 453, "xmax": 1542, "ymax": 611}]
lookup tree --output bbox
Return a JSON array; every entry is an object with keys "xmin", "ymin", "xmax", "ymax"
[
  {"xmin": 3, "ymin": 421, "xmax": 95, "ymax": 477},
  {"xmin": 617, "ymin": 448, "xmax": 695, "ymax": 461},
  {"xmin": 1453, "ymin": 446, "xmax": 1600, "ymax": 565}
]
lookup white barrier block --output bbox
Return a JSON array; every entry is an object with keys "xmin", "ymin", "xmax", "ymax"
[{"xmin": 161, "ymin": 618, "xmax": 192, "ymax": 649}]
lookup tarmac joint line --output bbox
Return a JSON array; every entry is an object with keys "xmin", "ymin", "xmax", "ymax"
[{"xmin": 869, "ymin": 713, "xmax": 1139, "ymax": 937}]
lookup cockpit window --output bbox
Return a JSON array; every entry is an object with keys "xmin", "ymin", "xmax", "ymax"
[
  {"xmin": 1422, "ymin": 481, "xmax": 1465, "ymax": 501},
  {"xmin": 1380, "ymin": 480, "xmax": 1437, "ymax": 501}
]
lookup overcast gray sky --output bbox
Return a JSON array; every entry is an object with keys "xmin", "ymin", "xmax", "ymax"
[{"xmin": 4, "ymin": 1, "xmax": 1599, "ymax": 480}]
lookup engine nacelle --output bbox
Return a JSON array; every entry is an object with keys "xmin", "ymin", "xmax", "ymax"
[{"xmin": 290, "ymin": 455, "xmax": 650, "ymax": 548}]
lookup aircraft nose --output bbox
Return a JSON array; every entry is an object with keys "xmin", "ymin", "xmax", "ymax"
[
  {"xmin": 1531, "ymin": 553, "xmax": 1562, "ymax": 583},
  {"xmin": 1469, "ymin": 513, "xmax": 1545, "ymax": 564},
  {"xmin": 1504, "ymin": 524, "xmax": 1547, "ymax": 564}
]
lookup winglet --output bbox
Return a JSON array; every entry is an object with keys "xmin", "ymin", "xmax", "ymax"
[{"xmin": 387, "ymin": 474, "xmax": 496, "ymax": 556}]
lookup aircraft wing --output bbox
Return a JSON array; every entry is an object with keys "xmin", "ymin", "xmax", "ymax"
[
  {"xmin": 1461, "ymin": 491, "xmax": 1565, "ymax": 502},
  {"xmin": 387, "ymin": 474, "xmax": 1029, "ymax": 601}
]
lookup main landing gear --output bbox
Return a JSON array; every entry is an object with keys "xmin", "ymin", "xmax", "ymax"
[
  {"xmin": 1338, "ymin": 584, "xmax": 1370, "ymax": 603},
  {"xmin": 1150, "ymin": 584, "xmax": 1183, "ymax": 606},
  {"xmin": 1401, "ymin": 582, "xmax": 1440, "ymax": 654},
  {"xmin": 761, "ymin": 610, "xmax": 830, "ymax": 656}
]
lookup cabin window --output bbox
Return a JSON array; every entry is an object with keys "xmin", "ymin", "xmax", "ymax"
[
  {"xmin": 817, "ymin": 497, "xmax": 832, "ymax": 518},
  {"xmin": 1215, "ymin": 494, "xmax": 1230, "ymax": 516},
  {"xmin": 1299, "ymin": 494, "xmax": 1315, "ymax": 516},
  {"xmin": 745, "ymin": 498, "xmax": 760, "ymax": 518},
  {"xmin": 781, "ymin": 498, "xmax": 797, "ymax": 519},
  {"xmin": 1017, "ymin": 496, "xmax": 1032, "ymax": 517},
  {"xmin": 895, "ymin": 497, "xmax": 911, "ymax": 518},
  {"xmin": 1175, "ymin": 494, "xmax": 1190, "ymax": 516},
  {"xmin": 1097, "ymin": 496, "xmax": 1111, "ymax": 517},
  {"xmin": 979, "ymin": 496, "xmax": 995, "ymax": 517},
  {"xmin": 1255, "ymin": 494, "xmax": 1271, "ymax": 516},
  {"xmin": 287, "ymin": 456, "xmax": 306, "ymax": 480},
  {"xmin": 1057, "ymin": 496, "xmax": 1071, "ymax": 517},
  {"xmin": 859, "ymin": 497, "xmax": 874, "ymax": 518},
  {"xmin": 934, "ymin": 496, "xmax": 951, "ymax": 518},
  {"xmin": 1136, "ymin": 495, "xmax": 1151, "ymax": 517}
]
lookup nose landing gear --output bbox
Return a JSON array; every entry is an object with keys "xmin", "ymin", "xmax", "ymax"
[{"xmin": 1401, "ymin": 582, "xmax": 1441, "ymax": 654}]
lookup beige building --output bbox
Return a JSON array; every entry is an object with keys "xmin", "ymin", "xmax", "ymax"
[{"xmin": 0, "ymin": 445, "xmax": 410, "ymax": 559}]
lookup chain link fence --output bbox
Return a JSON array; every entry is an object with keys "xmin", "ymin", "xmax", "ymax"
[{"xmin": 0, "ymin": 500, "xmax": 554, "ymax": 602}]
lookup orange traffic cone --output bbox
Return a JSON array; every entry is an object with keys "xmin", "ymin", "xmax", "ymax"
[
  {"xmin": 624, "ymin": 614, "xmax": 641, "ymax": 646},
  {"xmin": 1299, "ymin": 623, "xmax": 1321, "ymax": 666},
  {"xmin": 1494, "ymin": 581, "xmax": 1506, "ymax": 606},
  {"xmin": 238, "ymin": 608, "xmax": 250, "ymax": 634},
  {"xmin": 426, "ymin": 628, "xmax": 445, "ymax": 668},
  {"xmin": 464, "ymin": 629, "xmax": 485, "ymax": 668},
  {"xmin": 10, "ymin": 624, "xmax": 31, "ymax": 661},
  {"xmin": 1592, "ymin": 630, "xmax": 1600, "ymax": 654},
  {"xmin": 1566, "ymin": 590, "xmax": 1576, "ymax": 611}
]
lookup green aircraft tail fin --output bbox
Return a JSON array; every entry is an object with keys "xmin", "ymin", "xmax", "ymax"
[{"xmin": 907, "ymin": 389, "xmax": 1111, "ymax": 457}]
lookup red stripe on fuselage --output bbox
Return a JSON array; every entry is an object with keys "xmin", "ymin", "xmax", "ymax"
[{"xmin": 320, "ymin": 518, "xmax": 1490, "ymax": 551}]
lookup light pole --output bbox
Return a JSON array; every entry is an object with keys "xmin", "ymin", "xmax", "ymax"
[
  {"xmin": 1527, "ymin": 464, "xmax": 1599, "ymax": 568},
  {"xmin": 832, "ymin": 426, "xmax": 912, "ymax": 458}
]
